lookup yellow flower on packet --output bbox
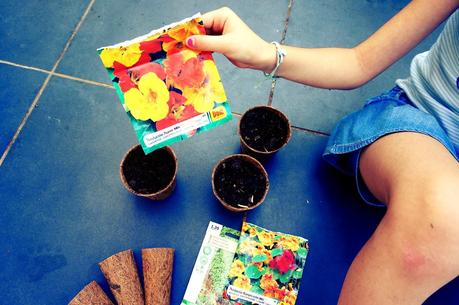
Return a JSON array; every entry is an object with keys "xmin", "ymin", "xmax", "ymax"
[{"xmin": 97, "ymin": 13, "xmax": 232, "ymax": 154}]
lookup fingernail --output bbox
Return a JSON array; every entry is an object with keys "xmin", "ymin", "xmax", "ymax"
[{"xmin": 186, "ymin": 37, "xmax": 194, "ymax": 47}]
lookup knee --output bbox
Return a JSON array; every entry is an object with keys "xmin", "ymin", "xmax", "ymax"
[
  {"xmin": 383, "ymin": 218, "xmax": 459, "ymax": 283},
  {"xmin": 386, "ymin": 174, "xmax": 459, "ymax": 279}
]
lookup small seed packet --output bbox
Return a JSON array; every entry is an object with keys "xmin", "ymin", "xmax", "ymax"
[
  {"xmin": 181, "ymin": 221, "xmax": 240, "ymax": 305},
  {"xmin": 222, "ymin": 222, "xmax": 309, "ymax": 305},
  {"xmin": 97, "ymin": 14, "xmax": 232, "ymax": 154}
]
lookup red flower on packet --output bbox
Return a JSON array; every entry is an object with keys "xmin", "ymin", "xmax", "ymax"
[
  {"xmin": 269, "ymin": 249, "xmax": 296, "ymax": 274},
  {"xmin": 114, "ymin": 62, "xmax": 167, "ymax": 92},
  {"xmin": 139, "ymin": 39, "xmax": 163, "ymax": 54},
  {"xmin": 163, "ymin": 52, "xmax": 205, "ymax": 89},
  {"xmin": 156, "ymin": 91, "xmax": 199, "ymax": 130},
  {"xmin": 97, "ymin": 13, "xmax": 232, "ymax": 155}
]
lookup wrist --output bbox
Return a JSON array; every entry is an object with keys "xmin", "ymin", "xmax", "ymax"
[
  {"xmin": 258, "ymin": 42, "xmax": 278, "ymax": 73},
  {"xmin": 262, "ymin": 42, "xmax": 287, "ymax": 78}
]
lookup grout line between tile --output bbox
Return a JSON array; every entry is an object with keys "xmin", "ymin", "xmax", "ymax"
[
  {"xmin": 53, "ymin": 72, "xmax": 113, "ymax": 88},
  {"xmin": 267, "ymin": 80, "xmax": 276, "ymax": 106},
  {"xmin": 232, "ymin": 111, "xmax": 328, "ymax": 137},
  {"xmin": 0, "ymin": 59, "xmax": 51, "ymax": 74},
  {"xmin": 0, "ymin": 0, "xmax": 96, "ymax": 167},
  {"xmin": 49, "ymin": 0, "xmax": 96, "ymax": 75},
  {"xmin": 0, "ymin": 59, "xmax": 113, "ymax": 89},
  {"xmin": 268, "ymin": 0, "xmax": 294, "ymax": 107},
  {"xmin": 292, "ymin": 125, "xmax": 330, "ymax": 136},
  {"xmin": 280, "ymin": 0, "xmax": 294, "ymax": 45},
  {"xmin": 0, "ymin": 80, "xmax": 50, "ymax": 166},
  {"xmin": 259, "ymin": 0, "xmax": 328, "ymax": 139}
]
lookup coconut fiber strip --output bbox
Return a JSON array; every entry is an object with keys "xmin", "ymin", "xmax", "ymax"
[
  {"xmin": 99, "ymin": 249, "xmax": 144, "ymax": 305},
  {"xmin": 142, "ymin": 248, "xmax": 174, "ymax": 305},
  {"xmin": 68, "ymin": 281, "xmax": 114, "ymax": 305}
]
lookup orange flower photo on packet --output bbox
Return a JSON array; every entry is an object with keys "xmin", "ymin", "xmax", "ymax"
[
  {"xmin": 97, "ymin": 14, "xmax": 232, "ymax": 154},
  {"xmin": 223, "ymin": 222, "xmax": 309, "ymax": 305}
]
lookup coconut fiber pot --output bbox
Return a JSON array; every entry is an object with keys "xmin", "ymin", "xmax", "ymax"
[
  {"xmin": 212, "ymin": 154, "xmax": 269, "ymax": 212},
  {"xmin": 239, "ymin": 105, "xmax": 291, "ymax": 160},
  {"xmin": 120, "ymin": 145, "xmax": 178, "ymax": 200}
]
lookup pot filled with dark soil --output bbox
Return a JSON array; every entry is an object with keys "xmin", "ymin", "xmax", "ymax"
[
  {"xmin": 120, "ymin": 144, "xmax": 178, "ymax": 200},
  {"xmin": 239, "ymin": 106, "xmax": 291, "ymax": 159},
  {"xmin": 212, "ymin": 154, "xmax": 269, "ymax": 212}
]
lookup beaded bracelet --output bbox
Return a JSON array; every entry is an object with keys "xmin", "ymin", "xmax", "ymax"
[{"xmin": 263, "ymin": 41, "xmax": 287, "ymax": 79}]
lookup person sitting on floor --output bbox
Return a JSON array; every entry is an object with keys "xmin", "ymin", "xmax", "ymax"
[{"xmin": 186, "ymin": 1, "xmax": 459, "ymax": 304}]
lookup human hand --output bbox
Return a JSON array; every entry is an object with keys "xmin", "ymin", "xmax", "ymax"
[{"xmin": 186, "ymin": 7, "xmax": 276, "ymax": 73}]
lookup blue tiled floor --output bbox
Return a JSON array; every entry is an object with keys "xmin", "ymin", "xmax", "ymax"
[
  {"xmin": 1, "ymin": 1, "xmax": 457, "ymax": 305},
  {"xmin": 0, "ymin": 0, "xmax": 89, "ymax": 69},
  {"xmin": 0, "ymin": 65, "xmax": 47, "ymax": 153}
]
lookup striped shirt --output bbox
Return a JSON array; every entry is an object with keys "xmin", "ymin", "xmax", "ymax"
[{"xmin": 396, "ymin": 9, "xmax": 459, "ymax": 153}]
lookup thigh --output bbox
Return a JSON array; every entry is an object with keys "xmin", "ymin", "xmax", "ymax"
[
  {"xmin": 338, "ymin": 132, "xmax": 459, "ymax": 305},
  {"xmin": 359, "ymin": 131, "xmax": 459, "ymax": 206},
  {"xmin": 359, "ymin": 131, "xmax": 459, "ymax": 280}
]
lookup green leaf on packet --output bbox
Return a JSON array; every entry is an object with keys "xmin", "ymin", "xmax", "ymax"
[
  {"xmin": 252, "ymin": 254, "xmax": 267, "ymax": 263},
  {"xmin": 245, "ymin": 265, "xmax": 262, "ymax": 279},
  {"xmin": 223, "ymin": 222, "xmax": 309, "ymax": 305},
  {"xmin": 271, "ymin": 248, "xmax": 283, "ymax": 257}
]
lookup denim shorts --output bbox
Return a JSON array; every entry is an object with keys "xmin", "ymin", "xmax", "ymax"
[{"xmin": 323, "ymin": 86, "xmax": 458, "ymax": 207}]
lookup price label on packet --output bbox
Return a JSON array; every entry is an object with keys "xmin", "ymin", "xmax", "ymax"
[{"xmin": 181, "ymin": 221, "xmax": 240, "ymax": 305}]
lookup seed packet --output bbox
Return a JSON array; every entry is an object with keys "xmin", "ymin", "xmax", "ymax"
[
  {"xmin": 223, "ymin": 222, "xmax": 309, "ymax": 305},
  {"xmin": 182, "ymin": 221, "xmax": 240, "ymax": 305},
  {"xmin": 97, "ymin": 14, "xmax": 232, "ymax": 154}
]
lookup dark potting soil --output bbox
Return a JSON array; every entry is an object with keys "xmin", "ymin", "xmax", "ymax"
[
  {"xmin": 214, "ymin": 157, "xmax": 267, "ymax": 208},
  {"xmin": 123, "ymin": 147, "xmax": 176, "ymax": 194},
  {"xmin": 240, "ymin": 108, "xmax": 289, "ymax": 152}
]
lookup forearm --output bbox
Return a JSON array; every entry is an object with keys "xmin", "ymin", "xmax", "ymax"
[
  {"xmin": 193, "ymin": 1, "xmax": 458, "ymax": 90},
  {"xmin": 261, "ymin": 45, "xmax": 367, "ymax": 90},
  {"xmin": 264, "ymin": 0, "xmax": 459, "ymax": 90}
]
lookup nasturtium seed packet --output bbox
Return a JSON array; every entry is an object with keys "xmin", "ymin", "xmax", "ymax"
[
  {"xmin": 181, "ymin": 221, "xmax": 240, "ymax": 305},
  {"xmin": 97, "ymin": 13, "xmax": 232, "ymax": 154},
  {"xmin": 223, "ymin": 222, "xmax": 309, "ymax": 305}
]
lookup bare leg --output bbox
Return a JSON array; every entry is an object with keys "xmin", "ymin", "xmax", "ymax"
[{"xmin": 337, "ymin": 132, "xmax": 459, "ymax": 305}]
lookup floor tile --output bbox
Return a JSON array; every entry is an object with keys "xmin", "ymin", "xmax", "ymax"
[
  {"xmin": 0, "ymin": 76, "xmax": 242, "ymax": 305},
  {"xmin": 57, "ymin": 0, "xmax": 289, "ymax": 113},
  {"xmin": 271, "ymin": 0, "xmax": 444, "ymax": 133},
  {"xmin": 0, "ymin": 0, "xmax": 89, "ymax": 69},
  {"xmin": 0, "ymin": 64, "xmax": 47, "ymax": 155}
]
